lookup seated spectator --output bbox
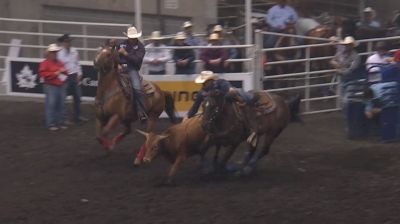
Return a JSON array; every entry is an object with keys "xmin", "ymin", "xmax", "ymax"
[
  {"xmin": 200, "ymin": 33, "xmax": 228, "ymax": 73},
  {"xmin": 330, "ymin": 36, "xmax": 361, "ymax": 85},
  {"xmin": 173, "ymin": 32, "xmax": 195, "ymax": 74},
  {"xmin": 366, "ymin": 42, "xmax": 392, "ymax": 83},
  {"xmin": 357, "ymin": 7, "xmax": 381, "ymax": 29},
  {"xmin": 38, "ymin": 44, "xmax": 69, "ymax": 131},
  {"xmin": 144, "ymin": 31, "xmax": 171, "ymax": 75}
]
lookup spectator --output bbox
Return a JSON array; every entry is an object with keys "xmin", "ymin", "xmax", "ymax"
[
  {"xmin": 118, "ymin": 26, "xmax": 147, "ymax": 121},
  {"xmin": 39, "ymin": 44, "xmax": 68, "ymax": 131},
  {"xmin": 357, "ymin": 7, "xmax": 381, "ymax": 29},
  {"xmin": 143, "ymin": 31, "xmax": 171, "ymax": 75},
  {"xmin": 173, "ymin": 32, "xmax": 195, "ymax": 74},
  {"xmin": 182, "ymin": 21, "xmax": 202, "ymax": 46},
  {"xmin": 365, "ymin": 42, "xmax": 392, "ymax": 83},
  {"xmin": 265, "ymin": 0, "xmax": 298, "ymax": 48},
  {"xmin": 381, "ymin": 50, "xmax": 400, "ymax": 86},
  {"xmin": 330, "ymin": 36, "xmax": 361, "ymax": 84},
  {"xmin": 57, "ymin": 34, "xmax": 88, "ymax": 124},
  {"xmin": 213, "ymin": 25, "xmax": 239, "ymax": 68},
  {"xmin": 200, "ymin": 33, "xmax": 228, "ymax": 73}
]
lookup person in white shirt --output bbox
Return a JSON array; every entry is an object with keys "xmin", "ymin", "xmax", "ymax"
[
  {"xmin": 366, "ymin": 42, "xmax": 391, "ymax": 83},
  {"xmin": 57, "ymin": 34, "xmax": 88, "ymax": 124},
  {"xmin": 264, "ymin": 0, "xmax": 298, "ymax": 48},
  {"xmin": 143, "ymin": 31, "xmax": 171, "ymax": 75}
]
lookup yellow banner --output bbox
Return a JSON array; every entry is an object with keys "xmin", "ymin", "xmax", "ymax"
[{"xmin": 154, "ymin": 81, "xmax": 202, "ymax": 111}]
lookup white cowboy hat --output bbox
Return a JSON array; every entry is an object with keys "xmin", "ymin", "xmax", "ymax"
[
  {"xmin": 150, "ymin": 31, "xmax": 163, "ymax": 40},
  {"xmin": 340, "ymin": 36, "xmax": 358, "ymax": 46},
  {"xmin": 123, "ymin": 26, "xmax": 142, "ymax": 39},
  {"xmin": 175, "ymin": 32, "xmax": 186, "ymax": 40},
  {"xmin": 363, "ymin": 7, "xmax": 373, "ymax": 13},
  {"xmin": 182, "ymin": 21, "xmax": 193, "ymax": 28},
  {"xmin": 195, "ymin": 71, "xmax": 218, "ymax": 84},
  {"xmin": 208, "ymin": 33, "xmax": 220, "ymax": 41},
  {"xmin": 213, "ymin": 25, "xmax": 223, "ymax": 32},
  {"xmin": 47, "ymin": 43, "xmax": 62, "ymax": 52}
]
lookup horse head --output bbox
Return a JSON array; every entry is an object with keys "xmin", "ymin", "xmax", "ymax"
[
  {"xmin": 94, "ymin": 46, "xmax": 120, "ymax": 75},
  {"xmin": 201, "ymin": 89, "xmax": 226, "ymax": 133},
  {"xmin": 136, "ymin": 130, "xmax": 168, "ymax": 163}
]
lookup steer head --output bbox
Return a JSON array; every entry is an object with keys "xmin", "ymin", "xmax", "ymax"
[{"xmin": 136, "ymin": 129, "xmax": 168, "ymax": 163}]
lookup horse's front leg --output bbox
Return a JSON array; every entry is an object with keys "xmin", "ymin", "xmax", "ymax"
[
  {"xmin": 218, "ymin": 144, "xmax": 239, "ymax": 173},
  {"xmin": 111, "ymin": 121, "xmax": 131, "ymax": 146},
  {"xmin": 98, "ymin": 114, "xmax": 120, "ymax": 151}
]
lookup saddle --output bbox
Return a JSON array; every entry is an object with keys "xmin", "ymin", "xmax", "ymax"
[
  {"xmin": 250, "ymin": 91, "xmax": 276, "ymax": 116},
  {"xmin": 119, "ymin": 73, "xmax": 156, "ymax": 100}
]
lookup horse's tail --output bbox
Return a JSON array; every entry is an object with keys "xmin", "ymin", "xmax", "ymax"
[
  {"xmin": 164, "ymin": 91, "xmax": 178, "ymax": 123},
  {"xmin": 287, "ymin": 94, "xmax": 303, "ymax": 123}
]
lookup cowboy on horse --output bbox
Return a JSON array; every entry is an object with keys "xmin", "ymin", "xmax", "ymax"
[{"xmin": 117, "ymin": 26, "xmax": 147, "ymax": 121}]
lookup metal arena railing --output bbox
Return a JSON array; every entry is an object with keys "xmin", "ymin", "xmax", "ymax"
[
  {"xmin": 1, "ymin": 17, "xmax": 400, "ymax": 115},
  {"xmin": 253, "ymin": 30, "xmax": 400, "ymax": 115}
]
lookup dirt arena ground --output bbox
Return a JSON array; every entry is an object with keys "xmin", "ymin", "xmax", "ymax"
[{"xmin": 1, "ymin": 99, "xmax": 400, "ymax": 224}]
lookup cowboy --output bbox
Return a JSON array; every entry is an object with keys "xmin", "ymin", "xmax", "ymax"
[
  {"xmin": 182, "ymin": 21, "xmax": 202, "ymax": 46},
  {"xmin": 357, "ymin": 7, "xmax": 381, "ymax": 29},
  {"xmin": 365, "ymin": 42, "xmax": 392, "ymax": 83},
  {"xmin": 265, "ymin": 0, "xmax": 298, "ymax": 48},
  {"xmin": 143, "ymin": 31, "xmax": 171, "ymax": 75},
  {"xmin": 38, "ymin": 44, "xmax": 68, "ymax": 131},
  {"xmin": 118, "ymin": 26, "xmax": 147, "ymax": 121},
  {"xmin": 200, "ymin": 33, "xmax": 228, "ymax": 73},
  {"xmin": 330, "ymin": 36, "xmax": 361, "ymax": 85},
  {"xmin": 57, "ymin": 34, "xmax": 88, "ymax": 124},
  {"xmin": 173, "ymin": 32, "xmax": 196, "ymax": 74}
]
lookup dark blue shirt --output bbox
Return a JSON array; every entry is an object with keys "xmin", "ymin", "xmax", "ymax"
[
  {"xmin": 118, "ymin": 39, "xmax": 146, "ymax": 71},
  {"xmin": 187, "ymin": 79, "xmax": 231, "ymax": 118}
]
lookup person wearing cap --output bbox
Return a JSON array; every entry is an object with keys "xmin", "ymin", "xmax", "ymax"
[
  {"xmin": 213, "ymin": 25, "xmax": 239, "ymax": 72},
  {"xmin": 365, "ymin": 42, "xmax": 392, "ymax": 83},
  {"xmin": 143, "ymin": 31, "xmax": 171, "ymax": 75},
  {"xmin": 173, "ymin": 32, "xmax": 195, "ymax": 74},
  {"xmin": 381, "ymin": 50, "xmax": 400, "ymax": 85},
  {"xmin": 330, "ymin": 36, "xmax": 361, "ymax": 84},
  {"xmin": 57, "ymin": 34, "xmax": 87, "ymax": 124},
  {"xmin": 357, "ymin": 7, "xmax": 381, "ymax": 29},
  {"xmin": 182, "ymin": 21, "xmax": 202, "ymax": 46},
  {"xmin": 39, "ymin": 44, "xmax": 69, "ymax": 131},
  {"xmin": 265, "ymin": 0, "xmax": 298, "ymax": 48},
  {"xmin": 200, "ymin": 33, "xmax": 228, "ymax": 73},
  {"xmin": 118, "ymin": 26, "xmax": 147, "ymax": 121}
]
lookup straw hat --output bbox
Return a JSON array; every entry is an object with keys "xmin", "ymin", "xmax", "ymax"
[
  {"xmin": 47, "ymin": 43, "xmax": 62, "ymax": 52},
  {"xmin": 195, "ymin": 71, "xmax": 218, "ymax": 84},
  {"xmin": 175, "ymin": 32, "xmax": 186, "ymax": 40},
  {"xmin": 339, "ymin": 36, "xmax": 358, "ymax": 46},
  {"xmin": 213, "ymin": 25, "xmax": 223, "ymax": 32},
  {"xmin": 363, "ymin": 7, "xmax": 373, "ymax": 13},
  {"xmin": 208, "ymin": 33, "xmax": 220, "ymax": 41},
  {"xmin": 150, "ymin": 31, "xmax": 162, "ymax": 40},
  {"xmin": 123, "ymin": 26, "xmax": 142, "ymax": 39},
  {"xmin": 182, "ymin": 21, "xmax": 193, "ymax": 28}
]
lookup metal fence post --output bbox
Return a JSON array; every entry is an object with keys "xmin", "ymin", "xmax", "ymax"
[
  {"xmin": 254, "ymin": 29, "xmax": 263, "ymax": 91},
  {"xmin": 305, "ymin": 47, "xmax": 311, "ymax": 112},
  {"xmin": 367, "ymin": 41, "xmax": 373, "ymax": 56},
  {"xmin": 82, "ymin": 25, "xmax": 88, "ymax": 61},
  {"xmin": 336, "ymin": 74, "xmax": 342, "ymax": 110},
  {"xmin": 38, "ymin": 22, "xmax": 44, "ymax": 57}
]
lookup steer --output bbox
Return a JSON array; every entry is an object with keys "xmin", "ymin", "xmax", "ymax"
[{"xmin": 137, "ymin": 115, "xmax": 213, "ymax": 185}]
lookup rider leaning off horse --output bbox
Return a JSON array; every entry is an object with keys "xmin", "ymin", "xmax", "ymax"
[
  {"xmin": 182, "ymin": 71, "xmax": 258, "ymax": 141},
  {"xmin": 117, "ymin": 26, "xmax": 147, "ymax": 121}
]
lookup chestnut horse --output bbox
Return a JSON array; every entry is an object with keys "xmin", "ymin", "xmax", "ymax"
[
  {"xmin": 94, "ymin": 47, "xmax": 177, "ymax": 155},
  {"xmin": 201, "ymin": 90, "xmax": 301, "ymax": 174}
]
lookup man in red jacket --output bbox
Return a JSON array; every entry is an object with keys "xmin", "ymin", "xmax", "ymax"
[{"xmin": 38, "ymin": 44, "xmax": 69, "ymax": 131}]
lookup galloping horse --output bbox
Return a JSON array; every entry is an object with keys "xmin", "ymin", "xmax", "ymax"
[
  {"xmin": 94, "ymin": 47, "xmax": 177, "ymax": 154},
  {"xmin": 201, "ymin": 90, "xmax": 301, "ymax": 173}
]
